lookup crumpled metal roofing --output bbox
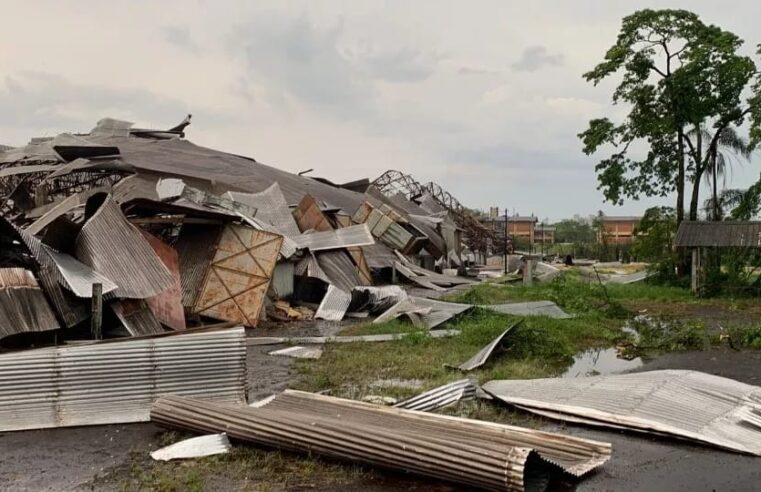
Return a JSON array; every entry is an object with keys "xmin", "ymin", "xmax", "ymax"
[
  {"xmin": 289, "ymin": 224, "xmax": 374, "ymax": 252},
  {"xmin": 374, "ymin": 296, "xmax": 472, "ymax": 329},
  {"xmin": 44, "ymin": 246, "xmax": 118, "ymax": 298},
  {"xmin": 0, "ymin": 327, "xmax": 247, "ymax": 431},
  {"xmin": 394, "ymin": 379, "xmax": 478, "ymax": 411},
  {"xmin": 152, "ymin": 390, "xmax": 611, "ymax": 491},
  {"xmin": 0, "ymin": 268, "xmax": 61, "ymax": 339},
  {"xmin": 446, "ymin": 320, "xmax": 522, "ymax": 371},
  {"xmin": 483, "ymin": 370, "xmax": 761, "ymax": 456},
  {"xmin": 314, "ymin": 285, "xmax": 351, "ymax": 321},
  {"xmin": 316, "ymin": 250, "xmax": 363, "ymax": 292},
  {"xmin": 481, "ymin": 301, "xmax": 571, "ymax": 319},
  {"xmin": 75, "ymin": 194, "xmax": 174, "ymax": 299}
]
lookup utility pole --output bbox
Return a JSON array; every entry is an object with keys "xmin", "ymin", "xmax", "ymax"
[
  {"xmin": 541, "ymin": 221, "xmax": 545, "ymax": 257},
  {"xmin": 503, "ymin": 208, "xmax": 508, "ymax": 275}
]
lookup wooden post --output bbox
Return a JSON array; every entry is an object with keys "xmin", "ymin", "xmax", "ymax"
[
  {"xmin": 690, "ymin": 248, "xmax": 701, "ymax": 295},
  {"xmin": 391, "ymin": 262, "xmax": 398, "ymax": 284},
  {"xmin": 91, "ymin": 283, "xmax": 103, "ymax": 340},
  {"xmin": 523, "ymin": 259, "xmax": 534, "ymax": 286}
]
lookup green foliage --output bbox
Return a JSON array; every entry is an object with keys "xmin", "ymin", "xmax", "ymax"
[
  {"xmin": 727, "ymin": 325, "xmax": 761, "ymax": 349},
  {"xmin": 630, "ymin": 316, "xmax": 709, "ymax": 352},
  {"xmin": 580, "ymin": 8, "xmax": 761, "ymax": 219},
  {"xmin": 630, "ymin": 206, "xmax": 684, "ymax": 285},
  {"xmin": 553, "ymin": 215, "xmax": 596, "ymax": 243}
]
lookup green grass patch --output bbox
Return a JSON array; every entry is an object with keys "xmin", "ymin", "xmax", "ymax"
[
  {"xmin": 294, "ymin": 308, "xmax": 625, "ymax": 399},
  {"xmin": 338, "ymin": 319, "xmax": 419, "ymax": 336}
]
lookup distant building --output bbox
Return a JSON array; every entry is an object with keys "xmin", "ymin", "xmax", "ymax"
[
  {"xmin": 535, "ymin": 225, "xmax": 555, "ymax": 245},
  {"xmin": 597, "ymin": 215, "xmax": 641, "ymax": 245},
  {"xmin": 478, "ymin": 212, "xmax": 538, "ymax": 250}
]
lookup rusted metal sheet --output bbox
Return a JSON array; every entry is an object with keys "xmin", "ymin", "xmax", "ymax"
[
  {"xmin": 0, "ymin": 327, "xmax": 247, "ymax": 431},
  {"xmin": 483, "ymin": 370, "xmax": 761, "ymax": 456},
  {"xmin": 446, "ymin": 321, "xmax": 522, "ymax": 371},
  {"xmin": 152, "ymin": 390, "xmax": 612, "ymax": 491},
  {"xmin": 175, "ymin": 224, "xmax": 222, "ymax": 308},
  {"xmin": 0, "ymin": 268, "xmax": 61, "ymax": 339},
  {"xmin": 140, "ymin": 231, "xmax": 185, "ymax": 330},
  {"xmin": 75, "ymin": 194, "xmax": 174, "ymax": 299},
  {"xmin": 293, "ymin": 194, "xmax": 333, "ymax": 232},
  {"xmin": 194, "ymin": 224, "xmax": 282, "ymax": 327},
  {"xmin": 110, "ymin": 299, "xmax": 164, "ymax": 336}
]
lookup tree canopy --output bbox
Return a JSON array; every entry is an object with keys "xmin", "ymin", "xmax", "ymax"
[{"xmin": 580, "ymin": 9, "xmax": 761, "ymax": 223}]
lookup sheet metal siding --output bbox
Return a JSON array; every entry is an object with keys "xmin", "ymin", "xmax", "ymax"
[
  {"xmin": 153, "ymin": 391, "xmax": 612, "ymax": 491},
  {"xmin": 0, "ymin": 328, "xmax": 247, "ymax": 431},
  {"xmin": 269, "ymin": 262, "xmax": 295, "ymax": 299},
  {"xmin": 675, "ymin": 221, "xmax": 761, "ymax": 248},
  {"xmin": 314, "ymin": 285, "xmax": 351, "ymax": 321},
  {"xmin": 75, "ymin": 195, "xmax": 174, "ymax": 299},
  {"xmin": 14, "ymin": 225, "xmax": 89, "ymax": 327},
  {"xmin": 0, "ymin": 280, "xmax": 61, "ymax": 339},
  {"xmin": 316, "ymin": 250, "xmax": 363, "ymax": 292},
  {"xmin": 483, "ymin": 370, "xmax": 761, "ymax": 455},
  {"xmin": 394, "ymin": 379, "xmax": 477, "ymax": 411},
  {"xmin": 228, "ymin": 183, "xmax": 301, "ymax": 237},
  {"xmin": 289, "ymin": 224, "xmax": 374, "ymax": 251}
]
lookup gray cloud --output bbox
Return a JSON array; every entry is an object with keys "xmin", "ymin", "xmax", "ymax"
[
  {"xmin": 359, "ymin": 48, "xmax": 438, "ymax": 82},
  {"xmin": 161, "ymin": 26, "xmax": 199, "ymax": 53},
  {"xmin": 0, "ymin": 71, "xmax": 189, "ymax": 134},
  {"xmin": 511, "ymin": 45, "xmax": 564, "ymax": 72}
]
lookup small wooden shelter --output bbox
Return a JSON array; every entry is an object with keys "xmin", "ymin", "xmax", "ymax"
[{"xmin": 674, "ymin": 221, "xmax": 761, "ymax": 293}]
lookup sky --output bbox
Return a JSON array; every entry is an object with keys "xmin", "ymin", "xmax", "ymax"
[{"xmin": 1, "ymin": 1, "xmax": 760, "ymax": 222}]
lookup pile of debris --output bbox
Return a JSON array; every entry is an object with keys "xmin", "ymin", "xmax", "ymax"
[{"xmin": 0, "ymin": 115, "xmax": 483, "ymax": 346}]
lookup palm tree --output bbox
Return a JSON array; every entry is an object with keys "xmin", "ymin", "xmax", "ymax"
[{"xmin": 689, "ymin": 126, "xmax": 752, "ymax": 220}]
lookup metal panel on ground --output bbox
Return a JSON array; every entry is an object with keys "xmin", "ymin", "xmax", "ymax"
[
  {"xmin": 194, "ymin": 224, "xmax": 282, "ymax": 327},
  {"xmin": 483, "ymin": 370, "xmax": 761, "ymax": 456},
  {"xmin": 152, "ymin": 390, "xmax": 611, "ymax": 492},
  {"xmin": 314, "ymin": 285, "xmax": 351, "ymax": 321},
  {"xmin": 394, "ymin": 379, "xmax": 478, "ymax": 412},
  {"xmin": 0, "ymin": 327, "xmax": 247, "ymax": 431},
  {"xmin": 446, "ymin": 321, "xmax": 522, "ymax": 371}
]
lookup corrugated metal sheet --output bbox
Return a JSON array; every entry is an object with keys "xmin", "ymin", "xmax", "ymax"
[
  {"xmin": 675, "ymin": 221, "xmax": 761, "ymax": 248},
  {"xmin": 292, "ymin": 194, "xmax": 333, "ymax": 232},
  {"xmin": 314, "ymin": 285, "xmax": 351, "ymax": 321},
  {"xmin": 268, "ymin": 262, "xmax": 295, "ymax": 299},
  {"xmin": 289, "ymin": 224, "xmax": 374, "ymax": 252},
  {"xmin": 353, "ymin": 285, "xmax": 408, "ymax": 313},
  {"xmin": 110, "ymin": 299, "xmax": 165, "ymax": 336},
  {"xmin": 175, "ymin": 224, "xmax": 222, "ymax": 308},
  {"xmin": 247, "ymin": 329, "xmax": 461, "ymax": 345},
  {"xmin": 236, "ymin": 212, "xmax": 297, "ymax": 259},
  {"xmin": 13, "ymin": 225, "xmax": 90, "ymax": 327},
  {"xmin": 140, "ymin": 231, "xmax": 186, "ymax": 330},
  {"xmin": 152, "ymin": 390, "xmax": 611, "ymax": 491},
  {"xmin": 0, "ymin": 268, "xmax": 61, "ymax": 339},
  {"xmin": 151, "ymin": 433, "xmax": 232, "ymax": 461},
  {"xmin": 316, "ymin": 250, "xmax": 363, "ymax": 292},
  {"xmin": 45, "ymin": 246, "xmax": 118, "ymax": 297},
  {"xmin": 482, "ymin": 301, "xmax": 571, "ymax": 319},
  {"xmin": 194, "ymin": 224, "xmax": 282, "ymax": 327},
  {"xmin": 483, "ymin": 370, "xmax": 761, "ymax": 455},
  {"xmin": 228, "ymin": 183, "xmax": 301, "ymax": 237},
  {"xmin": 446, "ymin": 321, "xmax": 522, "ymax": 371},
  {"xmin": 394, "ymin": 379, "xmax": 478, "ymax": 411},
  {"xmin": 75, "ymin": 194, "xmax": 174, "ymax": 299},
  {"xmin": 0, "ymin": 327, "xmax": 247, "ymax": 431},
  {"xmin": 294, "ymin": 253, "xmax": 332, "ymax": 285},
  {"xmin": 374, "ymin": 296, "xmax": 472, "ymax": 329}
]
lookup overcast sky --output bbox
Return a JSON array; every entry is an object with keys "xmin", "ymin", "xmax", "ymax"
[{"xmin": 2, "ymin": 1, "xmax": 760, "ymax": 221}]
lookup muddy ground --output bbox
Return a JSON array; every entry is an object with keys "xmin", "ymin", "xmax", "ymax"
[{"xmin": 2, "ymin": 341, "xmax": 761, "ymax": 490}]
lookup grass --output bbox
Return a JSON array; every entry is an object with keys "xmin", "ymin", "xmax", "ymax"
[
  {"xmin": 117, "ymin": 439, "xmax": 365, "ymax": 492},
  {"xmin": 338, "ymin": 319, "xmax": 419, "ymax": 336},
  {"xmin": 293, "ymin": 308, "xmax": 624, "ymax": 400}
]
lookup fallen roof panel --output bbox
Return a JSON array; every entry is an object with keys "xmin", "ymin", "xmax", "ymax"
[
  {"xmin": 289, "ymin": 224, "xmax": 374, "ymax": 252},
  {"xmin": 483, "ymin": 370, "xmax": 761, "ymax": 456},
  {"xmin": 75, "ymin": 194, "xmax": 174, "ymax": 299},
  {"xmin": 152, "ymin": 390, "xmax": 611, "ymax": 491},
  {"xmin": 446, "ymin": 321, "xmax": 522, "ymax": 371},
  {"xmin": 481, "ymin": 301, "xmax": 571, "ymax": 319},
  {"xmin": 45, "ymin": 246, "xmax": 118, "ymax": 298},
  {"xmin": 0, "ymin": 268, "xmax": 61, "ymax": 339},
  {"xmin": 0, "ymin": 327, "xmax": 247, "ymax": 431},
  {"xmin": 394, "ymin": 379, "xmax": 478, "ymax": 412}
]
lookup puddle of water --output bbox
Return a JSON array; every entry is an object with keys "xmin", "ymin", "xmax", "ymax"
[{"xmin": 562, "ymin": 347, "xmax": 643, "ymax": 378}]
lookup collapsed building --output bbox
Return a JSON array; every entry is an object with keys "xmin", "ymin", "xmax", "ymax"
[{"xmin": 0, "ymin": 115, "xmax": 487, "ymax": 343}]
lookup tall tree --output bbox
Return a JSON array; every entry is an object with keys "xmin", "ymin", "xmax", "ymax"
[{"xmin": 579, "ymin": 9, "xmax": 760, "ymax": 224}]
